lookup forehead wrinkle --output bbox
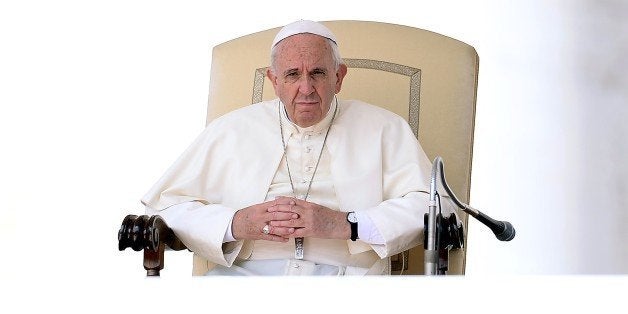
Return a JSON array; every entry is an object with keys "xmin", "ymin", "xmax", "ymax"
[{"xmin": 275, "ymin": 34, "xmax": 332, "ymax": 71}]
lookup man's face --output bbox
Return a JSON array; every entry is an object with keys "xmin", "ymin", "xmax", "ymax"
[{"xmin": 267, "ymin": 34, "xmax": 347, "ymax": 128}]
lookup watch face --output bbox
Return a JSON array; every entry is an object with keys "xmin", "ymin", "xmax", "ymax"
[{"xmin": 347, "ymin": 212, "xmax": 357, "ymax": 223}]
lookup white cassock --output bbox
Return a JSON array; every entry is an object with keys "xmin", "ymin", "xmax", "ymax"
[{"xmin": 141, "ymin": 98, "xmax": 450, "ymax": 275}]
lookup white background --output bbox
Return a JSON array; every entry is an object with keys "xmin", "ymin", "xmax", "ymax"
[{"xmin": 1, "ymin": 0, "xmax": 626, "ymax": 312}]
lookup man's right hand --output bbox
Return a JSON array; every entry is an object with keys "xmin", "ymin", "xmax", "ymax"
[{"xmin": 231, "ymin": 199, "xmax": 299, "ymax": 242}]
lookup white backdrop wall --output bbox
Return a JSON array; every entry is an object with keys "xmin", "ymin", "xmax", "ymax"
[{"xmin": 1, "ymin": 0, "xmax": 626, "ymax": 312}]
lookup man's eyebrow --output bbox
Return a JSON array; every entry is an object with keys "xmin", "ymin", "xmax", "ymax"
[
  {"xmin": 283, "ymin": 68, "xmax": 299, "ymax": 75},
  {"xmin": 282, "ymin": 67, "xmax": 327, "ymax": 76}
]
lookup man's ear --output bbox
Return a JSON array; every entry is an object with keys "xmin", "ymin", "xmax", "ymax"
[
  {"xmin": 334, "ymin": 64, "xmax": 348, "ymax": 94},
  {"xmin": 266, "ymin": 68, "xmax": 279, "ymax": 92}
]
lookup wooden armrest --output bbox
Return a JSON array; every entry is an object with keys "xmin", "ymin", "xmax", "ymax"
[{"xmin": 118, "ymin": 214, "xmax": 188, "ymax": 276}]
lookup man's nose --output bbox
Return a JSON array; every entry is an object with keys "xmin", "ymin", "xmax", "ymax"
[{"xmin": 297, "ymin": 75, "xmax": 315, "ymax": 95}]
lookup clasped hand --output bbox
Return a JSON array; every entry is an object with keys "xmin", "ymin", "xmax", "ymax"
[{"xmin": 231, "ymin": 196, "xmax": 349, "ymax": 242}]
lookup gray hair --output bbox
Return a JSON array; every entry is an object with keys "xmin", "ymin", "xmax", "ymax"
[{"xmin": 270, "ymin": 37, "xmax": 343, "ymax": 74}]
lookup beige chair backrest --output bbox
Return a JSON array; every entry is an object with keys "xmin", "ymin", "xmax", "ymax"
[{"xmin": 205, "ymin": 20, "xmax": 478, "ymax": 275}]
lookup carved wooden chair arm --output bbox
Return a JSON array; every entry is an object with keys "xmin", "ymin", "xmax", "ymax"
[{"xmin": 118, "ymin": 214, "xmax": 188, "ymax": 276}]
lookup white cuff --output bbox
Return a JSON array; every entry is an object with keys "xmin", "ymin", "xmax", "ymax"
[
  {"xmin": 354, "ymin": 211, "xmax": 385, "ymax": 244},
  {"xmin": 223, "ymin": 214, "xmax": 236, "ymax": 243}
]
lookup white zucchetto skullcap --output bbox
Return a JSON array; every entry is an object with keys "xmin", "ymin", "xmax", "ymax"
[{"xmin": 271, "ymin": 20, "xmax": 338, "ymax": 48}]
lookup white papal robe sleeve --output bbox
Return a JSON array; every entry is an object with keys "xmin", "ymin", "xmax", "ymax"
[{"xmin": 145, "ymin": 201, "xmax": 242, "ymax": 267}]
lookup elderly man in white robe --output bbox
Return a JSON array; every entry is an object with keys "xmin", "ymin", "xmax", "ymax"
[{"xmin": 141, "ymin": 20, "xmax": 451, "ymax": 275}]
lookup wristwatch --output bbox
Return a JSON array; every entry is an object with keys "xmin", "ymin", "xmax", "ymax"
[{"xmin": 346, "ymin": 212, "xmax": 358, "ymax": 241}]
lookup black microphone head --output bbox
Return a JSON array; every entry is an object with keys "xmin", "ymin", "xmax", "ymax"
[{"xmin": 494, "ymin": 221, "xmax": 515, "ymax": 241}]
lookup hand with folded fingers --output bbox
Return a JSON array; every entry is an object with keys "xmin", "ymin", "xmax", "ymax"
[
  {"xmin": 267, "ymin": 196, "xmax": 350, "ymax": 240},
  {"xmin": 231, "ymin": 198, "xmax": 298, "ymax": 242}
]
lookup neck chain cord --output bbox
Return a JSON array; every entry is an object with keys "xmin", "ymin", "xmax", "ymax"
[{"xmin": 278, "ymin": 96, "xmax": 339, "ymax": 259}]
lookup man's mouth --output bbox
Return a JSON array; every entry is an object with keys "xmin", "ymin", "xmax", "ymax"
[{"xmin": 296, "ymin": 101, "xmax": 318, "ymax": 106}]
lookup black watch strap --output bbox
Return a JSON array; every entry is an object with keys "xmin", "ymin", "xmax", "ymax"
[{"xmin": 350, "ymin": 222, "xmax": 358, "ymax": 241}]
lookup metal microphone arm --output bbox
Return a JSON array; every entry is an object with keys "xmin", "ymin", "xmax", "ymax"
[
  {"xmin": 434, "ymin": 156, "xmax": 516, "ymax": 241},
  {"xmin": 424, "ymin": 157, "xmax": 440, "ymax": 275}
]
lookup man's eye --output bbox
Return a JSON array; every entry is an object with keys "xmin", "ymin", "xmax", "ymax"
[
  {"xmin": 311, "ymin": 70, "xmax": 326, "ymax": 80},
  {"xmin": 284, "ymin": 72, "xmax": 298, "ymax": 81}
]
